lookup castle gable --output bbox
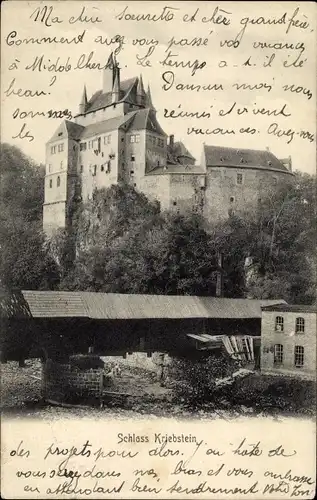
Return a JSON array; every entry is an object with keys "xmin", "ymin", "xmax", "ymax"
[
  {"xmin": 204, "ymin": 145, "xmax": 291, "ymax": 173},
  {"xmin": 47, "ymin": 120, "xmax": 84, "ymax": 144},
  {"xmin": 127, "ymin": 108, "xmax": 167, "ymax": 135}
]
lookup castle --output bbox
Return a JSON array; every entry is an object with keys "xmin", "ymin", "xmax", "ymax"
[{"xmin": 43, "ymin": 52, "xmax": 294, "ymax": 235}]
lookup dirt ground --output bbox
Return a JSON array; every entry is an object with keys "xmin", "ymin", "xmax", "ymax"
[
  {"xmin": 1, "ymin": 359, "xmax": 315, "ymax": 421},
  {"xmin": 0, "ymin": 359, "xmax": 196, "ymax": 420}
]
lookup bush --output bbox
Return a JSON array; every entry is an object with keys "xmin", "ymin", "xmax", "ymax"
[
  {"xmin": 220, "ymin": 374, "xmax": 316, "ymax": 414},
  {"xmin": 168, "ymin": 353, "xmax": 239, "ymax": 407},
  {"xmin": 69, "ymin": 355, "xmax": 104, "ymax": 371}
]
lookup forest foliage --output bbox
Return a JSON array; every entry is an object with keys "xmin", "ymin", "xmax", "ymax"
[{"xmin": 1, "ymin": 143, "xmax": 316, "ymax": 304}]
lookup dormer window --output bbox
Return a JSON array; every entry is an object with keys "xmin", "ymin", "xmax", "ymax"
[{"xmin": 58, "ymin": 132, "xmax": 63, "ymax": 137}]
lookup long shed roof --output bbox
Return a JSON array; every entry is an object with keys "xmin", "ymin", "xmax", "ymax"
[{"xmin": 0, "ymin": 291, "xmax": 286, "ymax": 320}]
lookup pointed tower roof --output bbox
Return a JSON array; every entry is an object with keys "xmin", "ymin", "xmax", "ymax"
[
  {"xmin": 106, "ymin": 52, "xmax": 115, "ymax": 69},
  {"xmin": 113, "ymin": 70, "xmax": 120, "ymax": 94},
  {"xmin": 80, "ymin": 85, "xmax": 88, "ymax": 107},
  {"xmin": 136, "ymin": 74, "xmax": 145, "ymax": 96},
  {"xmin": 145, "ymin": 84, "xmax": 155, "ymax": 109}
]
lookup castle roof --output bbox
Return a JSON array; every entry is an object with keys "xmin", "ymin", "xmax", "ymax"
[
  {"xmin": 130, "ymin": 108, "xmax": 167, "ymax": 135},
  {"xmin": 78, "ymin": 108, "xmax": 167, "ymax": 140},
  {"xmin": 204, "ymin": 145, "xmax": 292, "ymax": 173},
  {"xmin": 84, "ymin": 77, "xmax": 138, "ymax": 114},
  {"xmin": 80, "ymin": 114, "xmax": 136, "ymax": 139}
]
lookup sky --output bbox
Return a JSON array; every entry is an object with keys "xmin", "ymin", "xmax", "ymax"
[{"xmin": 1, "ymin": 1, "xmax": 316, "ymax": 174}]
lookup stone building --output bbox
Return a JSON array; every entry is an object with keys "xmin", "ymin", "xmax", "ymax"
[
  {"xmin": 43, "ymin": 52, "xmax": 294, "ymax": 234},
  {"xmin": 260, "ymin": 304, "xmax": 316, "ymax": 380}
]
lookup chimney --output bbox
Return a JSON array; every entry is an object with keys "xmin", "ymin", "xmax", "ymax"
[
  {"xmin": 216, "ymin": 252, "xmax": 224, "ymax": 298},
  {"xmin": 169, "ymin": 135, "xmax": 174, "ymax": 148}
]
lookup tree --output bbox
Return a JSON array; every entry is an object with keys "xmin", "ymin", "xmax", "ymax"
[
  {"xmin": 0, "ymin": 143, "xmax": 59, "ymax": 291},
  {"xmin": 59, "ymin": 185, "xmax": 219, "ymax": 295},
  {"xmin": 210, "ymin": 171, "xmax": 316, "ymax": 304}
]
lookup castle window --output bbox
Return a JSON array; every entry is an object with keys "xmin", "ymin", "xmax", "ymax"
[
  {"xmin": 101, "ymin": 164, "xmax": 104, "ymax": 172},
  {"xmin": 106, "ymin": 161, "xmax": 111, "ymax": 173},
  {"xmin": 58, "ymin": 143, "xmax": 64, "ymax": 153},
  {"xmin": 104, "ymin": 135, "xmax": 111, "ymax": 145},
  {"xmin": 121, "ymin": 137, "xmax": 124, "ymax": 142},
  {"xmin": 135, "ymin": 134, "xmax": 140, "ymax": 143},
  {"xmin": 230, "ymin": 196, "xmax": 235, "ymax": 203},
  {"xmin": 294, "ymin": 346, "xmax": 304, "ymax": 367},
  {"xmin": 130, "ymin": 170, "xmax": 134, "ymax": 175},
  {"xmin": 275, "ymin": 316, "xmax": 284, "ymax": 332},
  {"xmin": 131, "ymin": 155, "xmax": 135, "ymax": 162},
  {"xmin": 237, "ymin": 173, "xmax": 243, "ymax": 184},
  {"xmin": 295, "ymin": 317, "xmax": 305, "ymax": 334},
  {"xmin": 57, "ymin": 176, "xmax": 61, "ymax": 187},
  {"xmin": 49, "ymin": 179, "xmax": 53, "ymax": 188},
  {"xmin": 133, "ymin": 183, "xmax": 137, "ymax": 187},
  {"xmin": 130, "ymin": 135, "xmax": 135, "ymax": 143},
  {"xmin": 92, "ymin": 165, "xmax": 97, "ymax": 176},
  {"xmin": 48, "ymin": 164, "xmax": 52, "ymax": 173},
  {"xmin": 272, "ymin": 177, "xmax": 277, "ymax": 185},
  {"xmin": 51, "ymin": 146, "xmax": 56, "ymax": 154},
  {"xmin": 173, "ymin": 201, "xmax": 177, "ymax": 206},
  {"xmin": 274, "ymin": 344, "xmax": 284, "ymax": 365},
  {"xmin": 60, "ymin": 161, "xmax": 64, "ymax": 170},
  {"xmin": 58, "ymin": 132, "xmax": 63, "ymax": 137},
  {"xmin": 80, "ymin": 165, "xmax": 84, "ymax": 173},
  {"xmin": 80, "ymin": 142, "xmax": 87, "ymax": 151}
]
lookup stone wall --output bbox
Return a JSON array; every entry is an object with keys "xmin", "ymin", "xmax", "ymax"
[{"xmin": 42, "ymin": 359, "xmax": 103, "ymax": 402}]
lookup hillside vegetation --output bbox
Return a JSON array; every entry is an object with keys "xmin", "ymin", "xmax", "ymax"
[{"xmin": 1, "ymin": 143, "xmax": 316, "ymax": 304}]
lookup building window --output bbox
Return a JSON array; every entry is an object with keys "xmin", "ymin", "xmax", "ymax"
[
  {"xmin": 49, "ymin": 179, "xmax": 53, "ymax": 188},
  {"xmin": 58, "ymin": 143, "xmax": 64, "ymax": 153},
  {"xmin": 92, "ymin": 165, "xmax": 97, "ymax": 176},
  {"xmin": 51, "ymin": 146, "xmax": 56, "ymax": 154},
  {"xmin": 101, "ymin": 164, "xmax": 104, "ymax": 172},
  {"xmin": 237, "ymin": 173, "xmax": 243, "ymax": 184},
  {"xmin": 80, "ymin": 142, "xmax": 87, "ymax": 151},
  {"xmin": 104, "ymin": 135, "xmax": 111, "ymax": 145},
  {"xmin": 275, "ymin": 316, "xmax": 284, "ymax": 332},
  {"xmin": 295, "ymin": 317, "xmax": 305, "ymax": 334},
  {"xmin": 294, "ymin": 346, "xmax": 304, "ymax": 367},
  {"xmin": 57, "ymin": 176, "xmax": 61, "ymax": 187},
  {"xmin": 274, "ymin": 344, "xmax": 283, "ymax": 365},
  {"xmin": 230, "ymin": 196, "xmax": 235, "ymax": 203},
  {"xmin": 173, "ymin": 201, "xmax": 177, "ymax": 206},
  {"xmin": 80, "ymin": 165, "xmax": 84, "ymax": 173},
  {"xmin": 135, "ymin": 134, "xmax": 140, "ymax": 143},
  {"xmin": 131, "ymin": 155, "xmax": 135, "ymax": 162},
  {"xmin": 130, "ymin": 135, "xmax": 135, "ymax": 143},
  {"xmin": 106, "ymin": 161, "xmax": 111, "ymax": 173}
]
